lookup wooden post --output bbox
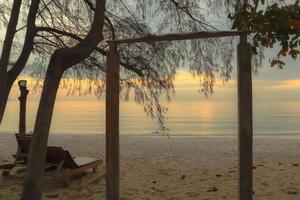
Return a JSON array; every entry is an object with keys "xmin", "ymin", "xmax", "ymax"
[
  {"xmin": 106, "ymin": 42, "xmax": 120, "ymax": 200},
  {"xmin": 237, "ymin": 34, "xmax": 253, "ymax": 200},
  {"xmin": 18, "ymin": 80, "xmax": 29, "ymax": 134}
]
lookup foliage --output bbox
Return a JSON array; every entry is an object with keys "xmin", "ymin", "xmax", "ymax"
[{"xmin": 229, "ymin": 0, "xmax": 300, "ymax": 68}]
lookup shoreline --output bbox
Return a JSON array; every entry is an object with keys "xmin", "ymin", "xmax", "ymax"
[{"xmin": 1, "ymin": 131, "xmax": 300, "ymax": 139}]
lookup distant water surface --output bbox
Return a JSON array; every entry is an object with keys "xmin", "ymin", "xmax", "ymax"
[{"xmin": 1, "ymin": 100, "xmax": 300, "ymax": 137}]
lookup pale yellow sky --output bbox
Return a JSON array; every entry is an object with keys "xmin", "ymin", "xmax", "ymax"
[{"xmin": 8, "ymin": 67, "xmax": 300, "ymax": 104}]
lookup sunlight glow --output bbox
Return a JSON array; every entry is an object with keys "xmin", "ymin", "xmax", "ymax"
[{"xmin": 271, "ymin": 79, "xmax": 300, "ymax": 89}]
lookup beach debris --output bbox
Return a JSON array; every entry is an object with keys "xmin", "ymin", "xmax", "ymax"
[
  {"xmin": 207, "ymin": 186, "xmax": 218, "ymax": 192},
  {"xmin": 46, "ymin": 193, "xmax": 59, "ymax": 198},
  {"xmin": 180, "ymin": 174, "xmax": 186, "ymax": 180},
  {"xmin": 216, "ymin": 174, "xmax": 222, "ymax": 177},
  {"xmin": 252, "ymin": 166, "xmax": 256, "ymax": 170},
  {"xmin": 292, "ymin": 163, "xmax": 299, "ymax": 167}
]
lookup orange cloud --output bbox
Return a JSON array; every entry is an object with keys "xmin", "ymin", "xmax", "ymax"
[
  {"xmin": 174, "ymin": 71, "xmax": 235, "ymax": 91},
  {"xmin": 270, "ymin": 79, "xmax": 300, "ymax": 89}
]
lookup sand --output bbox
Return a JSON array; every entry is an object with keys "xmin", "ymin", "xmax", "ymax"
[{"xmin": 0, "ymin": 133, "xmax": 299, "ymax": 199}]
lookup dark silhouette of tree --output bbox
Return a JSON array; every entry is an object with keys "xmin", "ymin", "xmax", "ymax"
[
  {"xmin": 0, "ymin": 0, "xmax": 22, "ymax": 123},
  {"xmin": 229, "ymin": 0, "xmax": 300, "ymax": 68},
  {"xmin": 21, "ymin": 0, "xmax": 107, "ymax": 199},
  {"xmin": 0, "ymin": 0, "xmax": 41, "ymax": 124}
]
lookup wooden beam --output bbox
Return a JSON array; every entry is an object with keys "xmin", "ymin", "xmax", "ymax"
[
  {"xmin": 109, "ymin": 31, "xmax": 249, "ymax": 44},
  {"xmin": 106, "ymin": 42, "xmax": 120, "ymax": 200},
  {"xmin": 237, "ymin": 34, "xmax": 253, "ymax": 200}
]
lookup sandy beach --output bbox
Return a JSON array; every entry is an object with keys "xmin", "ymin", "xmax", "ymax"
[{"xmin": 0, "ymin": 133, "xmax": 299, "ymax": 199}]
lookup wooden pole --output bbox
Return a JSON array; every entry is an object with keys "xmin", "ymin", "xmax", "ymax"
[
  {"xmin": 237, "ymin": 34, "xmax": 253, "ymax": 200},
  {"xmin": 110, "ymin": 31, "xmax": 250, "ymax": 44},
  {"xmin": 106, "ymin": 42, "xmax": 120, "ymax": 200},
  {"xmin": 18, "ymin": 80, "xmax": 29, "ymax": 134}
]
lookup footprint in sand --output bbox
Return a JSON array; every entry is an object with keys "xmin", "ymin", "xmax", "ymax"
[
  {"xmin": 286, "ymin": 188, "xmax": 298, "ymax": 195},
  {"xmin": 186, "ymin": 192, "xmax": 199, "ymax": 197}
]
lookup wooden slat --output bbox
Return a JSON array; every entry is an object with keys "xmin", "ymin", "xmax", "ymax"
[
  {"xmin": 237, "ymin": 34, "xmax": 253, "ymax": 200},
  {"xmin": 109, "ymin": 31, "xmax": 249, "ymax": 44},
  {"xmin": 55, "ymin": 160, "xmax": 103, "ymax": 181},
  {"xmin": 106, "ymin": 42, "xmax": 120, "ymax": 200},
  {"xmin": 0, "ymin": 163, "xmax": 15, "ymax": 170}
]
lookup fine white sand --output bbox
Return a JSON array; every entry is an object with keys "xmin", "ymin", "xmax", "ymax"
[{"xmin": 0, "ymin": 133, "xmax": 300, "ymax": 199}]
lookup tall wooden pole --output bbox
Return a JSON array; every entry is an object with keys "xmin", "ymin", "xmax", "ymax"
[
  {"xmin": 18, "ymin": 80, "xmax": 29, "ymax": 134},
  {"xmin": 237, "ymin": 34, "xmax": 253, "ymax": 200},
  {"xmin": 106, "ymin": 42, "xmax": 120, "ymax": 200}
]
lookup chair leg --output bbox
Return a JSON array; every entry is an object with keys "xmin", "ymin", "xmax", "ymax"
[
  {"xmin": 92, "ymin": 166, "xmax": 98, "ymax": 173},
  {"xmin": 62, "ymin": 178, "xmax": 70, "ymax": 187},
  {"xmin": 54, "ymin": 175, "xmax": 70, "ymax": 187}
]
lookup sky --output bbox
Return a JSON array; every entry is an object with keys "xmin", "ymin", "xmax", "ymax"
[
  {"xmin": 8, "ymin": 51, "xmax": 300, "ymax": 103},
  {"xmin": 2, "ymin": 0, "xmax": 300, "ymax": 104}
]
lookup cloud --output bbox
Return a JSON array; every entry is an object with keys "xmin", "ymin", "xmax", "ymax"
[
  {"xmin": 174, "ymin": 71, "xmax": 235, "ymax": 91},
  {"xmin": 269, "ymin": 79, "xmax": 300, "ymax": 89},
  {"xmin": 252, "ymin": 79, "xmax": 300, "ymax": 90}
]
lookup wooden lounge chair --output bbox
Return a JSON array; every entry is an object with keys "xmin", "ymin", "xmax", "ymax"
[
  {"xmin": 46, "ymin": 146, "xmax": 102, "ymax": 185},
  {"xmin": 0, "ymin": 134, "xmax": 31, "ymax": 175},
  {"xmin": 1, "ymin": 134, "xmax": 103, "ymax": 185},
  {"xmin": 14, "ymin": 133, "xmax": 32, "ymax": 164}
]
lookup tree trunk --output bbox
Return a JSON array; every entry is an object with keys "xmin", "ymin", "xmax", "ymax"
[
  {"xmin": 0, "ymin": 80, "xmax": 14, "ymax": 124},
  {"xmin": 21, "ymin": 0, "xmax": 106, "ymax": 199},
  {"xmin": 21, "ymin": 55, "xmax": 64, "ymax": 200},
  {"xmin": 0, "ymin": 0, "xmax": 40, "ymax": 125},
  {"xmin": 0, "ymin": 0, "xmax": 22, "ymax": 124}
]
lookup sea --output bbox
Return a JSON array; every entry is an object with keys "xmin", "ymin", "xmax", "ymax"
[{"xmin": 1, "ymin": 99, "xmax": 300, "ymax": 137}]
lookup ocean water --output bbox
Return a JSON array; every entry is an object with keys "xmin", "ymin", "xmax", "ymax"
[{"xmin": 1, "ymin": 99, "xmax": 300, "ymax": 137}]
